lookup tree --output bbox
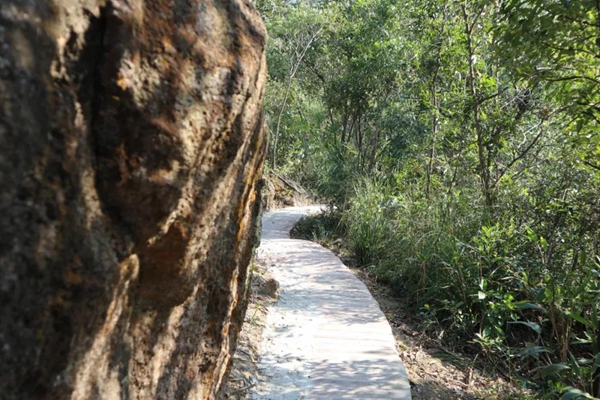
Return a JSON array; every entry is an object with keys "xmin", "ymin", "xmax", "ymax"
[
  {"xmin": 264, "ymin": 2, "xmax": 324, "ymax": 169},
  {"xmin": 498, "ymin": 0, "xmax": 600, "ymax": 167}
]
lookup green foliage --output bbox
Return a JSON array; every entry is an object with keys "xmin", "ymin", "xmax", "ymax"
[
  {"xmin": 262, "ymin": 0, "xmax": 600, "ymax": 396},
  {"xmin": 291, "ymin": 206, "xmax": 343, "ymax": 245},
  {"xmin": 497, "ymin": 0, "xmax": 600, "ymax": 165}
]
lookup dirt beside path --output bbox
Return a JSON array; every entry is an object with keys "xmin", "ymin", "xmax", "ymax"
[
  {"xmin": 350, "ymin": 267, "xmax": 524, "ymax": 400},
  {"xmin": 220, "ymin": 261, "xmax": 278, "ymax": 400}
]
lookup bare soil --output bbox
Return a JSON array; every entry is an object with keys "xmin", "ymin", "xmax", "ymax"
[
  {"xmin": 350, "ymin": 266, "xmax": 530, "ymax": 400},
  {"xmin": 220, "ymin": 261, "xmax": 278, "ymax": 400}
]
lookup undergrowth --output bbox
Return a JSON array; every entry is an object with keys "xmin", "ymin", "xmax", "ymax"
[{"xmin": 292, "ymin": 172, "xmax": 600, "ymax": 400}]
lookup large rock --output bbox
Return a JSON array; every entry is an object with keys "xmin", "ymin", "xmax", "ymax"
[{"xmin": 0, "ymin": 0, "xmax": 267, "ymax": 398}]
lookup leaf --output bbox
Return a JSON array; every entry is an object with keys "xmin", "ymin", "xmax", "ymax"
[
  {"xmin": 515, "ymin": 301, "xmax": 546, "ymax": 311},
  {"xmin": 569, "ymin": 352, "xmax": 581, "ymax": 376},
  {"xmin": 536, "ymin": 363, "xmax": 570, "ymax": 378},
  {"xmin": 509, "ymin": 321, "xmax": 542, "ymax": 334},
  {"xmin": 593, "ymin": 352, "xmax": 600, "ymax": 374},
  {"xmin": 540, "ymin": 236, "xmax": 548, "ymax": 252},
  {"xmin": 525, "ymin": 226, "xmax": 537, "ymax": 242},
  {"xmin": 567, "ymin": 311, "xmax": 594, "ymax": 328},
  {"xmin": 536, "ymin": 288, "xmax": 550, "ymax": 303},
  {"xmin": 519, "ymin": 345, "xmax": 552, "ymax": 358},
  {"xmin": 571, "ymin": 338, "xmax": 593, "ymax": 345},
  {"xmin": 561, "ymin": 387, "xmax": 594, "ymax": 400}
]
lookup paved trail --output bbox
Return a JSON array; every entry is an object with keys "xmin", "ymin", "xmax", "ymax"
[{"xmin": 249, "ymin": 206, "xmax": 411, "ymax": 400}]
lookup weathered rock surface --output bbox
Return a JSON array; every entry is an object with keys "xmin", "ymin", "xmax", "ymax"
[{"xmin": 0, "ymin": 0, "xmax": 267, "ymax": 398}]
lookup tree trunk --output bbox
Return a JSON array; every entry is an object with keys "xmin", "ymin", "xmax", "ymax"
[
  {"xmin": 426, "ymin": 78, "xmax": 439, "ymax": 197},
  {"xmin": 0, "ymin": 1, "xmax": 267, "ymax": 399},
  {"xmin": 425, "ymin": 9, "xmax": 446, "ymax": 197},
  {"xmin": 271, "ymin": 27, "xmax": 321, "ymax": 170},
  {"xmin": 462, "ymin": 4, "xmax": 493, "ymax": 208}
]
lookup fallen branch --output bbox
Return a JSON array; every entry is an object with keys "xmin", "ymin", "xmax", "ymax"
[
  {"xmin": 229, "ymin": 382, "xmax": 256, "ymax": 396},
  {"xmin": 274, "ymin": 173, "xmax": 306, "ymax": 194}
]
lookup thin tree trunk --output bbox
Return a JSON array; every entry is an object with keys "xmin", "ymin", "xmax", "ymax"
[
  {"xmin": 272, "ymin": 27, "xmax": 322, "ymax": 170},
  {"xmin": 425, "ymin": 6, "xmax": 447, "ymax": 197},
  {"xmin": 461, "ymin": 3, "xmax": 492, "ymax": 208},
  {"xmin": 368, "ymin": 90, "xmax": 394, "ymax": 173},
  {"xmin": 426, "ymin": 69, "xmax": 440, "ymax": 197},
  {"xmin": 341, "ymin": 106, "xmax": 349, "ymax": 144},
  {"xmin": 272, "ymin": 79, "xmax": 292, "ymax": 170}
]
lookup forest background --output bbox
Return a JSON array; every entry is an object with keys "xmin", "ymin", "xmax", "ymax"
[{"xmin": 257, "ymin": 0, "xmax": 600, "ymax": 398}]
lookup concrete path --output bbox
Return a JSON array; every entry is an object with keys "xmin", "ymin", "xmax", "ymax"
[{"xmin": 249, "ymin": 206, "xmax": 411, "ymax": 400}]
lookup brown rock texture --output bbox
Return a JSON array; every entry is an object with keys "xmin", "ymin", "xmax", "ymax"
[{"xmin": 0, "ymin": 0, "xmax": 267, "ymax": 399}]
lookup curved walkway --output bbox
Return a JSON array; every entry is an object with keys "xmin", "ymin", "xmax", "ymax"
[{"xmin": 249, "ymin": 206, "xmax": 411, "ymax": 400}]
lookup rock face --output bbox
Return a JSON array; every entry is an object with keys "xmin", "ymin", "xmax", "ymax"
[{"xmin": 0, "ymin": 0, "xmax": 267, "ymax": 398}]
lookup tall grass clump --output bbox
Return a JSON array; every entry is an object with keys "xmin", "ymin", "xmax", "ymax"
[
  {"xmin": 342, "ymin": 178, "xmax": 398, "ymax": 265},
  {"xmin": 341, "ymin": 176, "xmax": 486, "ymax": 327}
]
